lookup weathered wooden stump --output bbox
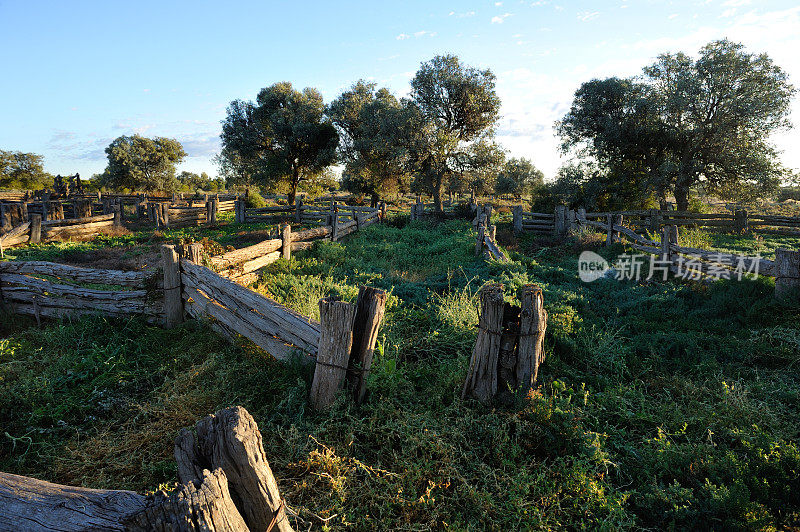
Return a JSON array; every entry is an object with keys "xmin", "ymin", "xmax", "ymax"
[
  {"xmin": 174, "ymin": 406, "xmax": 293, "ymax": 532},
  {"xmin": 347, "ymin": 286, "xmax": 388, "ymax": 404},
  {"xmin": 310, "ymin": 287, "xmax": 388, "ymax": 410},
  {"xmin": 462, "ymin": 283, "xmax": 547, "ymax": 404},
  {"xmin": 0, "ymin": 406, "xmax": 293, "ymax": 532},
  {"xmin": 310, "ymin": 298, "xmax": 355, "ymax": 410}
]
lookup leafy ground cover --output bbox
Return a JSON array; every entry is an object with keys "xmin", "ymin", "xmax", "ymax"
[{"xmin": 1, "ymin": 217, "xmax": 799, "ymax": 529}]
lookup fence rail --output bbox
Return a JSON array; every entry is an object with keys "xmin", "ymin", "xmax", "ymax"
[{"xmin": 574, "ymin": 214, "xmax": 800, "ymax": 296}]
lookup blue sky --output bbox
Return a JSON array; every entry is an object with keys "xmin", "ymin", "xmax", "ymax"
[{"xmin": 1, "ymin": 0, "xmax": 798, "ymax": 181}]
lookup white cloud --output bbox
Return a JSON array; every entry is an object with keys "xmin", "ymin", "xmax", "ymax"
[
  {"xmin": 491, "ymin": 13, "xmax": 512, "ymax": 23},
  {"xmin": 449, "ymin": 10, "xmax": 476, "ymax": 17},
  {"xmin": 396, "ymin": 33, "xmax": 410, "ymax": 40},
  {"xmin": 577, "ymin": 11, "xmax": 600, "ymax": 21},
  {"xmin": 669, "ymin": 13, "xmax": 679, "ymax": 19}
]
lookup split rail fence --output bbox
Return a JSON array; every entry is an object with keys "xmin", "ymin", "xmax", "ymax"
[
  {"xmin": 512, "ymin": 206, "xmax": 800, "ymax": 239},
  {"xmin": 576, "ymin": 213, "xmax": 800, "ymax": 297}
]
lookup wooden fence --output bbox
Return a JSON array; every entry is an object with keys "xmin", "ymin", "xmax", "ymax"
[
  {"xmin": 512, "ymin": 206, "xmax": 800, "ymax": 239},
  {"xmin": 576, "ymin": 214, "xmax": 800, "ymax": 296},
  {"xmin": 0, "ymin": 260, "xmax": 163, "ymax": 324}
]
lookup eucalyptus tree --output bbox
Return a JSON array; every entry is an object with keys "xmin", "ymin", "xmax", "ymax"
[
  {"xmin": 495, "ymin": 157, "xmax": 544, "ymax": 197},
  {"xmin": 407, "ymin": 55, "xmax": 502, "ymax": 212},
  {"xmin": 328, "ymin": 81, "xmax": 414, "ymax": 205},
  {"xmin": 558, "ymin": 40, "xmax": 795, "ymax": 210},
  {"xmin": 101, "ymin": 135, "xmax": 186, "ymax": 192},
  {"xmin": 220, "ymin": 82, "xmax": 338, "ymax": 205}
]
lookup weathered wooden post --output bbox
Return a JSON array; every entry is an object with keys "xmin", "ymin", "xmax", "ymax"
[
  {"xmin": 347, "ymin": 286, "xmax": 388, "ymax": 404},
  {"xmin": 489, "ymin": 224, "xmax": 497, "ymax": 241},
  {"xmin": 568, "ymin": 209, "xmax": 578, "ymax": 233},
  {"xmin": 205, "ymin": 199, "xmax": 213, "ymax": 225},
  {"xmin": 577, "ymin": 207, "xmax": 586, "ymax": 223},
  {"xmin": 235, "ymin": 197, "xmax": 244, "ymax": 223},
  {"xmin": 775, "ymin": 249, "xmax": 800, "ymax": 299},
  {"xmin": 462, "ymin": 283, "xmax": 504, "ymax": 403},
  {"xmin": 331, "ymin": 210, "xmax": 340, "ymax": 241},
  {"xmin": 29, "ymin": 214, "xmax": 41, "ymax": 244},
  {"xmin": 517, "ymin": 285, "xmax": 547, "ymax": 394},
  {"xmin": 735, "ymin": 209, "xmax": 749, "ymax": 234},
  {"xmin": 161, "ymin": 244, "xmax": 182, "ymax": 328},
  {"xmin": 161, "ymin": 203, "xmax": 170, "ymax": 229},
  {"xmin": 20, "ymin": 201, "xmax": 28, "ymax": 223},
  {"xmin": 310, "ymin": 298, "xmax": 356, "ymax": 410},
  {"xmin": 112, "ymin": 204, "xmax": 122, "ymax": 227},
  {"xmin": 513, "ymin": 205, "xmax": 523, "ymax": 233},
  {"xmin": 380, "ymin": 201, "xmax": 387, "ymax": 221},
  {"xmin": 0, "ymin": 204, "xmax": 9, "ymax": 232},
  {"xmin": 212, "ymin": 195, "xmax": 219, "ymax": 223},
  {"xmin": 613, "ymin": 214, "xmax": 624, "ymax": 243},
  {"xmin": 554, "ymin": 205, "xmax": 567, "ymax": 238},
  {"xmin": 281, "ymin": 223, "xmax": 292, "ymax": 260},
  {"xmin": 295, "ymin": 197, "xmax": 303, "ymax": 223},
  {"xmin": 180, "ymin": 242, "xmax": 205, "ymax": 264},
  {"xmin": 475, "ymin": 219, "xmax": 486, "ymax": 256},
  {"xmin": 463, "ymin": 283, "xmax": 547, "ymax": 404}
]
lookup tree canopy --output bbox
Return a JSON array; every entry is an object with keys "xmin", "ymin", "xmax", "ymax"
[
  {"xmin": 407, "ymin": 54, "xmax": 502, "ymax": 211},
  {"xmin": 495, "ymin": 157, "xmax": 544, "ymax": 196},
  {"xmin": 0, "ymin": 150, "xmax": 52, "ymax": 190},
  {"xmin": 328, "ymin": 80, "xmax": 414, "ymax": 204},
  {"xmin": 558, "ymin": 40, "xmax": 795, "ymax": 210},
  {"xmin": 219, "ymin": 82, "xmax": 339, "ymax": 204},
  {"xmin": 99, "ymin": 135, "xmax": 186, "ymax": 192}
]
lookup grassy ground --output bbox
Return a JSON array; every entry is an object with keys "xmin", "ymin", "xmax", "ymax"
[{"xmin": 1, "ymin": 217, "xmax": 799, "ymax": 530}]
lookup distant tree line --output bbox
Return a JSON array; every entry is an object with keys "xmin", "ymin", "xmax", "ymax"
[
  {"xmin": 218, "ymin": 54, "xmax": 543, "ymax": 210},
  {"xmin": 4, "ymin": 40, "xmax": 794, "ymax": 208}
]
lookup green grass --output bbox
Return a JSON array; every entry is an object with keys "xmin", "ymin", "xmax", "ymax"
[{"xmin": 1, "ymin": 219, "xmax": 799, "ymax": 529}]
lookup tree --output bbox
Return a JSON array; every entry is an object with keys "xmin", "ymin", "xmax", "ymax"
[
  {"xmin": 407, "ymin": 55, "xmax": 502, "ymax": 212},
  {"xmin": 0, "ymin": 150, "xmax": 52, "ymax": 189},
  {"xmin": 219, "ymin": 82, "xmax": 339, "ymax": 205},
  {"xmin": 495, "ymin": 157, "xmax": 543, "ymax": 196},
  {"xmin": 177, "ymin": 171, "xmax": 224, "ymax": 192},
  {"xmin": 101, "ymin": 135, "xmax": 186, "ymax": 192},
  {"xmin": 558, "ymin": 40, "xmax": 795, "ymax": 210},
  {"xmin": 328, "ymin": 81, "xmax": 414, "ymax": 205}
]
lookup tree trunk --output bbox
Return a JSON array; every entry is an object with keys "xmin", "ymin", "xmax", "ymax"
[
  {"xmin": 674, "ymin": 181, "xmax": 690, "ymax": 211},
  {"xmin": 287, "ymin": 169, "xmax": 299, "ymax": 207},
  {"xmin": 370, "ymin": 193, "xmax": 378, "ymax": 208},
  {"xmin": 433, "ymin": 176, "xmax": 444, "ymax": 213}
]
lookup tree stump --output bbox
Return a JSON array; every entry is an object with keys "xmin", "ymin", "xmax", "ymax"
[
  {"xmin": 124, "ymin": 468, "xmax": 249, "ymax": 531},
  {"xmin": 0, "ymin": 406, "xmax": 292, "ymax": 532},
  {"xmin": 173, "ymin": 406, "xmax": 293, "ymax": 532}
]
